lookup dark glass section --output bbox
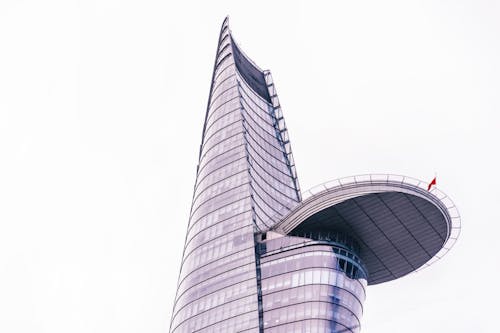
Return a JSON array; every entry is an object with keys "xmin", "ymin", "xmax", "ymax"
[{"xmin": 231, "ymin": 36, "xmax": 271, "ymax": 103}]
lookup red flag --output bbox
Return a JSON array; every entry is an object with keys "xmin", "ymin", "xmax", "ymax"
[{"xmin": 427, "ymin": 177, "xmax": 436, "ymax": 191}]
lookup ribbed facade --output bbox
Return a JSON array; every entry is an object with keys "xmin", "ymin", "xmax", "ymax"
[{"xmin": 170, "ymin": 18, "xmax": 301, "ymax": 333}]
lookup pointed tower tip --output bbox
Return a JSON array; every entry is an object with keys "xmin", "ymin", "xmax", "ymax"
[{"xmin": 222, "ymin": 16, "xmax": 229, "ymax": 29}]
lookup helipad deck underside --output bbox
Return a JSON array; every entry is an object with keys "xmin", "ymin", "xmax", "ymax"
[{"xmin": 273, "ymin": 180, "xmax": 456, "ymax": 285}]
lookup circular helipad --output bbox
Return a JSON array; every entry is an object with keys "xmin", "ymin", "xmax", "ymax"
[{"xmin": 272, "ymin": 174, "xmax": 461, "ymax": 285}]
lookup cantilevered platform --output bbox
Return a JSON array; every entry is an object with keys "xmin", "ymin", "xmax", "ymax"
[{"xmin": 272, "ymin": 174, "xmax": 461, "ymax": 285}]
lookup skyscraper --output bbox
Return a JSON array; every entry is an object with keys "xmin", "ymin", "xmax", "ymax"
[{"xmin": 169, "ymin": 17, "xmax": 460, "ymax": 333}]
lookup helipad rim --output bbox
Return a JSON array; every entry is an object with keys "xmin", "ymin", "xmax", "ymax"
[{"xmin": 271, "ymin": 173, "xmax": 461, "ymax": 275}]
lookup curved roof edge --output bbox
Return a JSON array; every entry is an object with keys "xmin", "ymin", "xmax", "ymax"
[
  {"xmin": 272, "ymin": 174, "xmax": 461, "ymax": 282},
  {"xmin": 217, "ymin": 17, "xmax": 271, "ymax": 103}
]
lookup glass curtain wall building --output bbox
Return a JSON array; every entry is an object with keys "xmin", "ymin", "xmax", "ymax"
[{"xmin": 169, "ymin": 18, "xmax": 460, "ymax": 333}]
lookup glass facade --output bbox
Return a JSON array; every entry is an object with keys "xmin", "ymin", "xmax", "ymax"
[
  {"xmin": 170, "ymin": 18, "xmax": 381, "ymax": 333},
  {"xmin": 258, "ymin": 234, "xmax": 366, "ymax": 333},
  {"xmin": 169, "ymin": 18, "xmax": 304, "ymax": 333}
]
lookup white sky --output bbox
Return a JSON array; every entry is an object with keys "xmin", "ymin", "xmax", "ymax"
[{"xmin": 1, "ymin": 1, "xmax": 499, "ymax": 332}]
